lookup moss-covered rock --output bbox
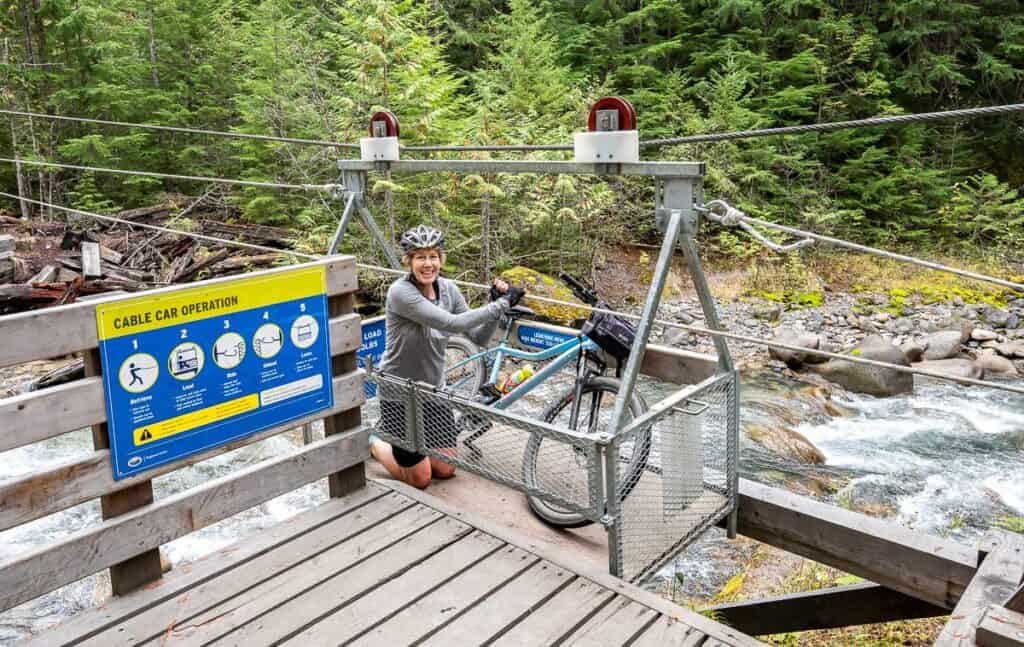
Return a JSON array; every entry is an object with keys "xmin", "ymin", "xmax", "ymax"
[{"xmin": 499, "ymin": 266, "xmax": 589, "ymax": 325}]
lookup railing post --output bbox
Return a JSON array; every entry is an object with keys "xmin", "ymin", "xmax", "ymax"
[
  {"xmin": 83, "ymin": 349, "xmax": 165, "ymax": 596},
  {"xmin": 322, "ymin": 291, "xmax": 366, "ymax": 497}
]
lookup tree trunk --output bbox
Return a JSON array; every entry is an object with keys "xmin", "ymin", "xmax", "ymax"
[
  {"xmin": 481, "ymin": 181, "xmax": 491, "ymax": 281},
  {"xmin": 147, "ymin": 0, "xmax": 159, "ymax": 88}
]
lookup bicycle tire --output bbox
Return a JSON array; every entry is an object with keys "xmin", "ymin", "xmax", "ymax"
[
  {"xmin": 443, "ymin": 335, "xmax": 486, "ymax": 396},
  {"xmin": 522, "ymin": 377, "xmax": 650, "ymax": 528}
]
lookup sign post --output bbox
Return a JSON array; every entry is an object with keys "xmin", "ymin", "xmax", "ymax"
[{"xmin": 96, "ymin": 266, "xmax": 334, "ymax": 480}]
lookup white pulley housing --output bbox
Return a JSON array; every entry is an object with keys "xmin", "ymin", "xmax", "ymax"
[
  {"xmin": 573, "ymin": 130, "xmax": 639, "ymax": 164},
  {"xmin": 360, "ymin": 136, "xmax": 400, "ymax": 162}
]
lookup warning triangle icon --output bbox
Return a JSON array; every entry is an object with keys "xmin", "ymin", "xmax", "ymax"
[{"xmin": 140, "ymin": 429, "xmax": 152, "ymax": 441}]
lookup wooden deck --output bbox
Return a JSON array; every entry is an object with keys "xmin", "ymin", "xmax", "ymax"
[{"xmin": 32, "ymin": 480, "xmax": 762, "ymax": 647}]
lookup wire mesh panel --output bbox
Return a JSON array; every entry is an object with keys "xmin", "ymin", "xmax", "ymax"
[
  {"xmin": 609, "ymin": 370, "xmax": 738, "ymax": 582},
  {"xmin": 373, "ymin": 375, "xmax": 421, "ymax": 455},
  {"xmin": 369, "ymin": 371, "xmax": 603, "ymax": 520},
  {"xmin": 417, "ymin": 388, "xmax": 602, "ymax": 519}
]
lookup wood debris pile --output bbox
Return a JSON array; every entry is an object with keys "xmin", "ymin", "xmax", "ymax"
[{"xmin": 0, "ymin": 195, "xmax": 302, "ymax": 315}]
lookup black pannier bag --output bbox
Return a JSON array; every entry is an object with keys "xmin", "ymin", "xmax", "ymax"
[{"xmin": 581, "ymin": 303, "xmax": 636, "ymax": 361}]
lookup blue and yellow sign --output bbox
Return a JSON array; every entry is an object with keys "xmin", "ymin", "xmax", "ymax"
[{"xmin": 96, "ymin": 266, "xmax": 334, "ymax": 480}]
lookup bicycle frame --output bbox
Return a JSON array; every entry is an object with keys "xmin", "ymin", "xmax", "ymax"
[{"xmin": 447, "ymin": 323, "xmax": 602, "ymax": 412}]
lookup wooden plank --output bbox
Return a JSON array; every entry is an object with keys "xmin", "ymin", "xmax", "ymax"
[
  {"xmin": 81, "ymin": 242, "xmax": 102, "ymax": 278},
  {"xmin": 83, "ymin": 347, "xmax": 163, "ymax": 597},
  {"xmin": 937, "ymin": 531, "xmax": 1024, "ymax": 645},
  {"xmin": 0, "ymin": 367, "xmax": 364, "ymax": 531},
  {"xmin": 730, "ymin": 478, "xmax": 978, "ymax": 609},
  {"xmin": 211, "ymin": 524, "xmax": 491, "ymax": 647},
  {"xmin": 1008, "ymin": 582, "xmax": 1024, "ymax": 613},
  {"xmin": 347, "ymin": 544, "xmax": 540, "ymax": 646},
  {"xmin": 110, "ymin": 497, "xmax": 435, "ymax": 646},
  {"xmin": 323, "ymin": 292, "xmax": 363, "ymax": 498},
  {"xmin": 562, "ymin": 596, "xmax": 659, "ymax": 646},
  {"xmin": 0, "ymin": 256, "xmax": 355, "ymax": 368},
  {"xmin": 509, "ymin": 319, "xmax": 716, "ymax": 385},
  {"xmin": 708, "ymin": 582, "xmax": 948, "ymax": 635},
  {"xmin": 0, "ymin": 312, "xmax": 360, "ymax": 452},
  {"xmin": 0, "ymin": 427, "xmax": 367, "ymax": 612},
  {"xmin": 491, "ymin": 577, "xmax": 616, "ymax": 647},
  {"xmin": 274, "ymin": 532, "xmax": 505, "ymax": 647},
  {"xmin": 33, "ymin": 484, "xmax": 389, "ymax": 647},
  {"xmin": 382, "ymin": 479, "xmax": 766, "ymax": 647},
  {"xmin": 419, "ymin": 561, "xmax": 573, "ymax": 647},
  {"xmin": 630, "ymin": 616, "xmax": 706, "ymax": 647},
  {"xmin": 977, "ymin": 605, "xmax": 1024, "ymax": 647}
]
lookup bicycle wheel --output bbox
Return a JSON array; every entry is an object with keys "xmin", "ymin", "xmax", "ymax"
[
  {"xmin": 523, "ymin": 377, "xmax": 650, "ymax": 528},
  {"xmin": 443, "ymin": 335, "xmax": 486, "ymax": 397}
]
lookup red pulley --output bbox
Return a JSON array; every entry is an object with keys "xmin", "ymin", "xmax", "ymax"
[
  {"xmin": 587, "ymin": 97, "xmax": 637, "ymax": 132},
  {"xmin": 369, "ymin": 111, "xmax": 400, "ymax": 138}
]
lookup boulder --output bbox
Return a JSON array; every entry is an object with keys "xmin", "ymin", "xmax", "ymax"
[
  {"xmin": 919, "ymin": 329, "xmax": 968, "ymax": 360},
  {"xmin": 497, "ymin": 266, "xmax": 588, "ymax": 325},
  {"xmin": 767, "ymin": 328, "xmax": 822, "ymax": 367},
  {"xmin": 754, "ymin": 304, "xmax": 782, "ymax": 322},
  {"xmin": 912, "ymin": 358, "xmax": 984, "ymax": 380},
  {"xmin": 975, "ymin": 351, "xmax": 1019, "ymax": 376},
  {"xmin": 1007, "ymin": 313, "xmax": 1020, "ymax": 330},
  {"xmin": 810, "ymin": 335, "xmax": 914, "ymax": 397},
  {"xmin": 744, "ymin": 424, "xmax": 826, "ymax": 464},
  {"xmin": 900, "ymin": 342, "xmax": 926, "ymax": 363},
  {"xmin": 971, "ymin": 328, "xmax": 999, "ymax": 342},
  {"xmin": 983, "ymin": 306, "xmax": 1010, "ymax": 328},
  {"xmin": 993, "ymin": 342, "xmax": 1024, "ymax": 359}
]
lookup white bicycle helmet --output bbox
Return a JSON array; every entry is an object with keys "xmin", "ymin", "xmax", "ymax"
[{"xmin": 399, "ymin": 225, "xmax": 445, "ymax": 253}]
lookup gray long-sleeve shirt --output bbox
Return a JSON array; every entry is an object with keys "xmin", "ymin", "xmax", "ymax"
[{"xmin": 377, "ymin": 275, "xmax": 509, "ymax": 386}]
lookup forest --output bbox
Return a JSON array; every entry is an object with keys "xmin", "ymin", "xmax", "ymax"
[{"xmin": 3, "ymin": 0, "xmax": 1024, "ymax": 280}]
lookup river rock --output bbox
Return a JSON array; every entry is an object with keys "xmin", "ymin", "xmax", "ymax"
[
  {"xmin": 919, "ymin": 329, "xmax": 968, "ymax": 360},
  {"xmin": 912, "ymin": 358, "xmax": 984, "ymax": 380},
  {"xmin": 993, "ymin": 342, "xmax": 1024, "ymax": 358},
  {"xmin": 975, "ymin": 351, "xmax": 1019, "ymax": 376},
  {"xmin": 900, "ymin": 342, "xmax": 925, "ymax": 363},
  {"xmin": 768, "ymin": 328, "xmax": 822, "ymax": 367},
  {"xmin": 754, "ymin": 304, "xmax": 782, "ymax": 322},
  {"xmin": 971, "ymin": 328, "xmax": 999, "ymax": 342},
  {"xmin": 984, "ymin": 306, "xmax": 1010, "ymax": 328},
  {"xmin": 1007, "ymin": 313, "xmax": 1020, "ymax": 330},
  {"xmin": 744, "ymin": 424, "xmax": 826, "ymax": 464},
  {"xmin": 810, "ymin": 335, "xmax": 913, "ymax": 397}
]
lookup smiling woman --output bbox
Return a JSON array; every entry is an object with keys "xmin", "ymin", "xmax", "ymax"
[{"xmin": 369, "ymin": 224, "xmax": 526, "ymax": 489}]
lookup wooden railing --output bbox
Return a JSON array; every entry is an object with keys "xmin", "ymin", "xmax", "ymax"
[{"xmin": 0, "ymin": 257, "xmax": 368, "ymax": 612}]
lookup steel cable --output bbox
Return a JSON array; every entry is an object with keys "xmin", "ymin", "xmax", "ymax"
[
  {"xmin": 6, "ymin": 103, "xmax": 1023, "ymax": 153},
  {"xmin": 0, "ymin": 157, "xmax": 343, "ymax": 192},
  {"xmin": 701, "ymin": 200, "xmax": 1024, "ymax": 293}
]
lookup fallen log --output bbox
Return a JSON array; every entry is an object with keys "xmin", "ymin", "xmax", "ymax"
[
  {"xmin": 200, "ymin": 220, "xmax": 296, "ymax": 247},
  {"xmin": 173, "ymin": 248, "xmax": 231, "ymax": 282},
  {"xmin": 211, "ymin": 253, "xmax": 282, "ymax": 273}
]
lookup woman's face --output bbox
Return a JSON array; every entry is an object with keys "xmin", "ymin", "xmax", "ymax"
[{"xmin": 409, "ymin": 248, "xmax": 442, "ymax": 286}]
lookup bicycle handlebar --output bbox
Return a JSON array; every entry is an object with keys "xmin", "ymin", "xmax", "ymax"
[{"xmin": 558, "ymin": 271, "xmax": 600, "ymax": 306}]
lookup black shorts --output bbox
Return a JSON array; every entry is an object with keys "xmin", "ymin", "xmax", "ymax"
[{"xmin": 378, "ymin": 399, "xmax": 458, "ymax": 468}]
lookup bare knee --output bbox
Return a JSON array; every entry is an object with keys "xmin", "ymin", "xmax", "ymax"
[
  {"xmin": 404, "ymin": 461, "xmax": 433, "ymax": 489},
  {"xmin": 431, "ymin": 460, "xmax": 456, "ymax": 479}
]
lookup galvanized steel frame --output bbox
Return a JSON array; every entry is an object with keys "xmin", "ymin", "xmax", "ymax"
[{"xmin": 349, "ymin": 156, "xmax": 738, "ymax": 580}]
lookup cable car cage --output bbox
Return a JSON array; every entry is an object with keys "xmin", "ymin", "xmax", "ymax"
[{"xmin": 334, "ymin": 158, "xmax": 739, "ymax": 583}]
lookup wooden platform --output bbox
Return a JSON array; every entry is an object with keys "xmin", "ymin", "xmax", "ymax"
[{"xmin": 32, "ymin": 480, "xmax": 762, "ymax": 647}]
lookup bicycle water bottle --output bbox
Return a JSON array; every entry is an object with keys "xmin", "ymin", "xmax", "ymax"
[{"xmin": 499, "ymin": 365, "xmax": 534, "ymax": 394}]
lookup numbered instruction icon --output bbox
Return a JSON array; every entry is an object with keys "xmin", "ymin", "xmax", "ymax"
[
  {"xmin": 213, "ymin": 332, "xmax": 246, "ymax": 369},
  {"xmin": 118, "ymin": 353, "xmax": 159, "ymax": 394},
  {"xmin": 253, "ymin": 323, "xmax": 284, "ymax": 359},
  {"xmin": 169, "ymin": 342, "xmax": 205, "ymax": 380},
  {"xmin": 290, "ymin": 314, "xmax": 320, "ymax": 349}
]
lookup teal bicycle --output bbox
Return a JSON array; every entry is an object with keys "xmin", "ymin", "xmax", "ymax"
[{"xmin": 443, "ymin": 273, "xmax": 651, "ymax": 528}]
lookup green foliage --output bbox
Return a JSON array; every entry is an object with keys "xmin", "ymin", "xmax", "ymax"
[{"xmin": 3, "ymin": 0, "xmax": 1024, "ymax": 274}]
